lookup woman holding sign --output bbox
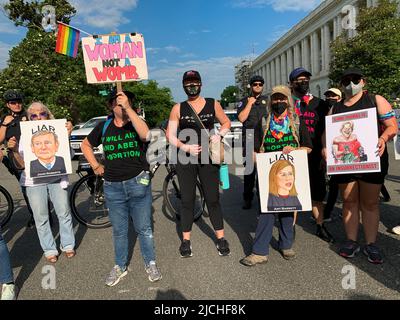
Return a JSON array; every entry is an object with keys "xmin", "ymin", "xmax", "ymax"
[
  {"xmin": 240, "ymin": 85, "xmax": 312, "ymax": 267},
  {"xmin": 7, "ymin": 102, "xmax": 75, "ymax": 264},
  {"xmin": 323, "ymin": 68, "xmax": 398, "ymax": 264}
]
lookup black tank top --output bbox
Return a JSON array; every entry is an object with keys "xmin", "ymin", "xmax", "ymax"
[{"xmin": 179, "ymin": 98, "xmax": 215, "ymax": 144}]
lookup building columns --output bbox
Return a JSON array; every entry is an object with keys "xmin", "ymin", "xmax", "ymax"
[
  {"xmin": 281, "ymin": 53, "xmax": 287, "ymax": 85},
  {"xmin": 322, "ymin": 24, "xmax": 330, "ymax": 72},
  {"xmin": 293, "ymin": 43, "xmax": 301, "ymax": 68},
  {"xmin": 311, "ymin": 31, "xmax": 319, "ymax": 75},
  {"xmin": 275, "ymin": 57, "xmax": 281, "ymax": 85},
  {"xmin": 286, "ymin": 47, "xmax": 293, "ymax": 76}
]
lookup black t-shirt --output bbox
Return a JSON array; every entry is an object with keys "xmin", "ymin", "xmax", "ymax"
[
  {"xmin": 262, "ymin": 118, "xmax": 312, "ymax": 153},
  {"xmin": 0, "ymin": 111, "xmax": 28, "ymax": 143},
  {"xmin": 87, "ymin": 120, "xmax": 149, "ymax": 182},
  {"xmin": 294, "ymin": 96, "xmax": 329, "ymax": 157},
  {"xmin": 237, "ymin": 95, "xmax": 268, "ymax": 152}
]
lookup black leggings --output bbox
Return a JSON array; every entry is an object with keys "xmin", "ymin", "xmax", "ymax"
[{"xmin": 176, "ymin": 163, "xmax": 224, "ymax": 232}]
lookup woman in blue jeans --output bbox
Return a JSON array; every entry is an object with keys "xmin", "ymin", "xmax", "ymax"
[
  {"xmin": 0, "ymin": 229, "xmax": 16, "ymax": 300},
  {"xmin": 7, "ymin": 102, "xmax": 75, "ymax": 263},
  {"xmin": 81, "ymin": 90, "xmax": 161, "ymax": 287}
]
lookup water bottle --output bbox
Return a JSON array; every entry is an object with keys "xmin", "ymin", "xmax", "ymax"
[{"xmin": 219, "ymin": 163, "xmax": 230, "ymax": 190}]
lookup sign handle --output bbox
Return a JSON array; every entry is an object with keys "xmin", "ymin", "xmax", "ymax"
[{"xmin": 116, "ymin": 82, "xmax": 123, "ymax": 92}]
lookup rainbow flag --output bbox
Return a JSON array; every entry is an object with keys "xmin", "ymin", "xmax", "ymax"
[{"xmin": 55, "ymin": 23, "xmax": 80, "ymax": 58}]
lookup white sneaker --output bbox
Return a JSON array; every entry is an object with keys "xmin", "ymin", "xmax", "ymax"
[
  {"xmin": 1, "ymin": 283, "xmax": 17, "ymax": 300},
  {"xmin": 392, "ymin": 225, "xmax": 400, "ymax": 235}
]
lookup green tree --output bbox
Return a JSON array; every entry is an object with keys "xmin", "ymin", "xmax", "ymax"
[
  {"xmin": 329, "ymin": 0, "xmax": 400, "ymax": 100},
  {"xmin": 220, "ymin": 85, "xmax": 239, "ymax": 108}
]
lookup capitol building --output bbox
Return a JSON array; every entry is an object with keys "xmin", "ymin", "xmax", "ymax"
[{"xmin": 243, "ymin": 0, "xmax": 381, "ymax": 98}]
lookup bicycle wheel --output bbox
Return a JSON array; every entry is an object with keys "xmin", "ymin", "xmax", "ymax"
[
  {"xmin": 0, "ymin": 185, "xmax": 14, "ymax": 228},
  {"xmin": 70, "ymin": 174, "xmax": 111, "ymax": 229},
  {"xmin": 163, "ymin": 171, "xmax": 205, "ymax": 222}
]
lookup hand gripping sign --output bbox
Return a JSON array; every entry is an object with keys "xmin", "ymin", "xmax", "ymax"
[{"xmin": 82, "ymin": 33, "xmax": 148, "ymax": 84}]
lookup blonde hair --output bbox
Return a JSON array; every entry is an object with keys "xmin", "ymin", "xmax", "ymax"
[
  {"xmin": 27, "ymin": 102, "xmax": 55, "ymax": 120},
  {"xmin": 268, "ymin": 160, "xmax": 298, "ymax": 196},
  {"xmin": 341, "ymin": 121, "xmax": 354, "ymax": 132}
]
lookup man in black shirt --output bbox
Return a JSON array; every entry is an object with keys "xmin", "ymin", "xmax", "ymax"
[
  {"xmin": 289, "ymin": 67, "xmax": 333, "ymax": 243},
  {"xmin": 237, "ymin": 75, "xmax": 268, "ymax": 209},
  {"xmin": 0, "ymin": 89, "xmax": 35, "ymax": 227}
]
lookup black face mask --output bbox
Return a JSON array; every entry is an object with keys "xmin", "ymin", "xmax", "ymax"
[
  {"xmin": 184, "ymin": 85, "xmax": 201, "ymax": 97},
  {"xmin": 294, "ymin": 81, "xmax": 309, "ymax": 95},
  {"xmin": 326, "ymin": 99, "xmax": 336, "ymax": 107},
  {"xmin": 271, "ymin": 102, "xmax": 287, "ymax": 116}
]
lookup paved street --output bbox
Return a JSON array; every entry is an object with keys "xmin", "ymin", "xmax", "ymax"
[{"xmin": 1, "ymin": 142, "xmax": 400, "ymax": 300}]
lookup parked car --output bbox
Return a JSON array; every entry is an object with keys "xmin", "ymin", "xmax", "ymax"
[
  {"xmin": 70, "ymin": 116, "xmax": 107, "ymax": 157},
  {"xmin": 215, "ymin": 110, "xmax": 242, "ymax": 141}
]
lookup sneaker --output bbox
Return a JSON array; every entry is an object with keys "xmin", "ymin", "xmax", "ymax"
[
  {"xmin": 216, "ymin": 238, "xmax": 230, "ymax": 256},
  {"xmin": 316, "ymin": 224, "xmax": 334, "ymax": 243},
  {"xmin": 145, "ymin": 261, "xmax": 162, "ymax": 282},
  {"xmin": 281, "ymin": 248, "xmax": 296, "ymax": 260},
  {"xmin": 179, "ymin": 240, "xmax": 193, "ymax": 258},
  {"xmin": 242, "ymin": 199, "xmax": 252, "ymax": 210},
  {"xmin": 339, "ymin": 240, "xmax": 360, "ymax": 258},
  {"xmin": 1, "ymin": 283, "xmax": 17, "ymax": 300},
  {"xmin": 363, "ymin": 243, "xmax": 383, "ymax": 264},
  {"xmin": 105, "ymin": 265, "xmax": 128, "ymax": 287},
  {"xmin": 391, "ymin": 225, "xmax": 400, "ymax": 235},
  {"xmin": 239, "ymin": 254, "xmax": 268, "ymax": 267}
]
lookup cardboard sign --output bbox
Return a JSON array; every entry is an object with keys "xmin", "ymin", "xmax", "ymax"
[
  {"xmin": 325, "ymin": 108, "xmax": 380, "ymax": 175},
  {"xmin": 82, "ymin": 33, "xmax": 148, "ymax": 84},
  {"xmin": 20, "ymin": 120, "xmax": 72, "ymax": 178},
  {"xmin": 394, "ymin": 109, "xmax": 400, "ymax": 160},
  {"xmin": 256, "ymin": 150, "xmax": 312, "ymax": 213}
]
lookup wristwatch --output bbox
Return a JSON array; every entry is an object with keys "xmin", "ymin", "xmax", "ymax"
[{"xmin": 1, "ymin": 123, "xmax": 9, "ymax": 127}]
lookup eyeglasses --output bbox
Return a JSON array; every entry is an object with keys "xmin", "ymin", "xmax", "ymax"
[
  {"xmin": 341, "ymin": 77, "xmax": 362, "ymax": 86},
  {"xmin": 30, "ymin": 112, "xmax": 48, "ymax": 120},
  {"xmin": 183, "ymin": 82, "xmax": 201, "ymax": 87},
  {"xmin": 8, "ymin": 101, "xmax": 22, "ymax": 105},
  {"xmin": 252, "ymin": 82, "xmax": 263, "ymax": 87}
]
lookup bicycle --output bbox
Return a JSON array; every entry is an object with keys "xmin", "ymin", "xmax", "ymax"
[
  {"xmin": 69, "ymin": 156, "xmax": 111, "ymax": 229},
  {"xmin": 150, "ymin": 125, "xmax": 205, "ymax": 222},
  {"xmin": 0, "ymin": 184, "xmax": 14, "ymax": 228}
]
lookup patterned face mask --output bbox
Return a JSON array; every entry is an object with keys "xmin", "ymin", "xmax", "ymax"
[{"xmin": 269, "ymin": 110, "xmax": 290, "ymax": 140}]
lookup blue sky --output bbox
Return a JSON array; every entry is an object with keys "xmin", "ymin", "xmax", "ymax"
[{"xmin": 0, "ymin": 0, "xmax": 323, "ymax": 102}]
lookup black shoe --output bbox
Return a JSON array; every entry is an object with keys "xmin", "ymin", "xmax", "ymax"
[
  {"xmin": 216, "ymin": 238, "xmax": 230, "ymax": 256},
  {"xmin": 242, "ymin": 199, "xmax": 252, "ymax": 210},
  {"xmin": 179, "ymin": 240, "xmax": 193, "ymax": 258},
  {"xmin": 27, "ymin": 217, "xmax": 35, "ymax": 229},
  {"xmin": 316, "ymin": 224, "xmax": 334, "ymax": 243}
]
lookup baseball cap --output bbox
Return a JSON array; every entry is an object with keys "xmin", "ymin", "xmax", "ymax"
[
  {"xmin": 3, "ymin": 89, "xmax": 23, "ymax": 102},
  {"xmin": 108, "ymin": 90, "xmax": 135, "ymax": 104},
  {"xmin": 182, "ymin": 70, "xmax": 201, "ymax": 83},
  {"xmin": 289, "ymin": 67, "xmax": 312, "ymax": 82},
  {"xmin": 341, "ymin": 68, "xmax": 364, "ymax": 79},
  {"xmin": 249, "ymin": 75, "xmax": 264, "ymax": 85},
  {"xmin": 271, "ymin": 85, "xmax": 291, "ymax": 98},
  {"xmin": 324, "ymin": 88, "xmax": 342, "ymax": 99}
]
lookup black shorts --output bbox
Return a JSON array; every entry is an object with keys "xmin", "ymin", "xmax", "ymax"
[{"xmin": 330, "ymin": 149, "xmax": 389, "ymax": 185}]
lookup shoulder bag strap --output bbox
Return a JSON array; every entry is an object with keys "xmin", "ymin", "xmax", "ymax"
[{"xmin": 186, "ymin": 101, "xmax": 210, "ymax": 137}]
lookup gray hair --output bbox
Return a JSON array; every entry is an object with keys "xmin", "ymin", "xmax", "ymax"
[
  {"xmin": 31, "ymin": 130, "xmax": 59, "ymax": 146},
  {"xmin": 27, "ymin": 102, "xmax": 55, "ymax": 120}
]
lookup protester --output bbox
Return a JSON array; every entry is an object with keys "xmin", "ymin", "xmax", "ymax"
[
  {"xmin": 7, "ymin": 102, "xmax": 75, "ymax": 264},
  {"xmin": 240, "ymin": 85, "xmax": 312, "ymax": 266},
  {"xmin": 237, "ymin": 75, "xmax": 268, "ymax": 210},
  {"xmin": 0, "ymin": 227, "xmax": 16, "ymax": 300},
  {"xmin": 82, "ymin": 90, "xmax": 162, "ymax": 286},
  {"xmin": 166, "ymin": 70, "xmax": 231, "ymax": 257},
  {"xmin": 0, "ymin": 90, "xmax": 35, "ymax": 228},
  {"xmin": 290, "ymin": 67, "xmax": 334, "ymax": 243},
  {"xmin": 323, "ymin": 68, "xmax": 398, "ymax": 264}
]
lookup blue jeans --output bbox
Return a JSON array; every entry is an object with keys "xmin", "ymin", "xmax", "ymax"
[
  {"xmin": 26, "ymin": 183, "xmax": 75, "ymax": 257},
  {"xmin": 252, "ymin": 212, "xmax": 294, "ymax": 256},
  {"xmin": 104, "ymin": 172, "xmax": 155, "ymax": 268},
  {"xmin": 0, "ymin": 229, "xmax": 13, "ymax": 284}
]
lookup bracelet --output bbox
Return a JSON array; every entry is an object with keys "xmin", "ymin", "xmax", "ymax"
[
  {"xmin": 1, "ymin": 123, "xmax": 9, "ymax": 128},
  {"xmin": 92, "ymin": 164, "xmax": 100, "ymax": 170}
]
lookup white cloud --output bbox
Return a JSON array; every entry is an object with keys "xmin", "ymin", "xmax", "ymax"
[
  {"xmin": 0, "ymin": 41, "xmax": 13, "ymax": 69},
  {"xmin": 158, "ymin": 59, "xmax": 168, "ymax": 64},
  {"xmin": 150, "ymin": 56, "xmax": 249, "ymax": 102},
  {"xmin": 180, "ymin": 53, "xmax": 197, "ymax": 58},
  {"xmin": 147, "ymin": 46, "xmax": 181, "ymax": 55},
  {"xmin": 233, "ymin": 0, "xmax": 323, "ymax": 11},
  {"xmin": 165, "ymin": 46, "xmax": 181, "ymax": 53},
  {"xmin": 69, "ymin": 0, "xmax": 138, "ymax": 29}
]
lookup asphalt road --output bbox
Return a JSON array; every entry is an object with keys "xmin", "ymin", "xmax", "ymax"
[{"xmin": 1, "ymin": 142, "xmax": 400, "ymax": 300}]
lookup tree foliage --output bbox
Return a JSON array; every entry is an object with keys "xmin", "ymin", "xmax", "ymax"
[
  {"xmin": 220, "ymin": 85, "xmax": 239, "ymax": 108},
  {"xmin": 329, "ymin": 0, "xmax": 400, "ymax": 100}
]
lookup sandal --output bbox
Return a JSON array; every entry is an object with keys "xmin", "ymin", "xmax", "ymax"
[
  {"xmin": 46, "ymin": 255, "xmax": 58, "ymax": 263},
  {"xmin": 65, "ymin": 250, "xmax": 75, "ymax": 258}
]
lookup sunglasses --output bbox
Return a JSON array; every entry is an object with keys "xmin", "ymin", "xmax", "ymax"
[
  {"xmin": 252, "ymin": 82, "xmax": 263, "ymax": 87},
  {"xmin": 30, "ymin": 112, "xmax": 48, "ymax": 120},
  {"xmin": 8, "ymin": 100, "xmax": 22, "ymax": 105},
  {"xmin": 341, "ymin": 76, "xmax": 362, "ymax": 86}
]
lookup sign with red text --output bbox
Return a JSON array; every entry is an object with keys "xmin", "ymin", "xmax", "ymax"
[
  {"xmin": 325, "ymin": 108, "xmax": 380, "ymax": 174},
  {"xmin": 256, "ymin": 150, "xmax": 311, "ymax": 213},
  {"xmin": 82, "ymin": 33, "xmax": 148, "ymax": 84}
]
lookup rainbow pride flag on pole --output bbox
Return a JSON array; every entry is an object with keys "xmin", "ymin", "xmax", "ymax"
[{"xmin": 55, "ymin": 23, "xmax": 80, "ymax": 58}]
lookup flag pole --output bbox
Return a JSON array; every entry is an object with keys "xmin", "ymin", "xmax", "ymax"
[{"xmin": 57, "ymin": 21, "xmax": 92, "ymax": 36}]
